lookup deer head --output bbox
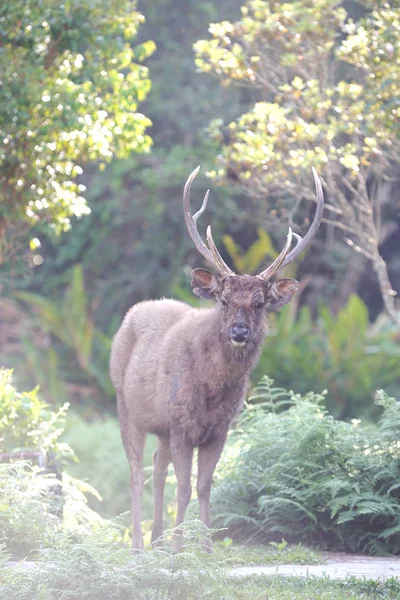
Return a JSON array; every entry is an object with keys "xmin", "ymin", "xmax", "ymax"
[{"xmin": 183, "ymin": 166, "xmax": 324, "ymax": 348}]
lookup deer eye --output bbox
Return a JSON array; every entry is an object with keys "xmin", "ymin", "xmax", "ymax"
[
  {"xmin": 220, "ymin": 299, "xmax": 228, "ymax": 308},
  {"xmin": 256, "ymin": 301, "xmax": 265, "ymax": 309}
]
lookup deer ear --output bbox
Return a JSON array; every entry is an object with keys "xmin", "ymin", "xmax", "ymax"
[
  {"xmin": 191, "ymin": 269, "xmax": 220, "ymax": 299},
  {"xmin": 267, "ymin": 278, "xmax": 299, "ymax": 309}
]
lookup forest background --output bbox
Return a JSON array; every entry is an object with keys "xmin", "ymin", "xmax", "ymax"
[{"xmin": 1, "ymin": 0, "xmax": 400, "ymax": 525}]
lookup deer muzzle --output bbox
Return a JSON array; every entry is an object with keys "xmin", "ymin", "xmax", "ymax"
[{"xmin": 229, "ymin": 324, "xmax": 250, "ymax": 347}]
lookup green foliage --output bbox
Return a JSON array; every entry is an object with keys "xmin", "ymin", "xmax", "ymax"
[
  {"xmin": 194, "ymin": 0, "xmax": 399, "ymax": 182},
  {"xmin": 194, "ymin": 0, "xmax": 400, "ymax": 320},
  {"xmin": 214, "ymin": 537, "xmax": 320, "ymax": 566},
  {"xmin": 1, "ymin": 372, "xmax": 399, "ymax": 595},
  {"xmin": 14, "ymin": 264, "xmax": 113, "ymax": 405},
  {"xmin": 0, "ymin": 461, "xmax": 105, "ymax": 560},
  {"xmin": 10, "ymin": 0, "xmax": 246, "ymax": 328},
  {"xmin": 228, "ymin": 576, "xmax": 400, "ymax": 600},
  {"xmin": 0, "ymin": 0, "xmax": 153, "ymax": 240},
  {"xmin": 0, "ymin": 462, "xmax": 61, "ymax": 559},
  {"xmin": 62, "ymin": 412, "xmax": 131, "ymax": 518},
  {"xmin": 0, "ymin": 372, "xmax": 109, "ymax": 559},
  {"xmin": 1, "ymin": 524, "xmax": 400, "ymax": 599},
  {"xmin": 62, "ymin": 412, "xmax": 176, "ymax": 522},
  {"xmin": 1, "ymin": 522, "xmax": 231, "ymax": 600},
  {"xmin": 223, "ymin": 228, "xmax": 277, "ymax": 274},
  {"xmin": 0, "ymin": 368, "xmax": 71, "ymax": 458},
  {"xmin": 255, "ymin": 295, "xmax": 400, "ymax": 418},
  {"xmin": 222, "ymin": 226, "xmax": 298, "ymax": 280},
  {"xmin": 211, "ymin": 378, "xmax": 400, "ymax": 555}
]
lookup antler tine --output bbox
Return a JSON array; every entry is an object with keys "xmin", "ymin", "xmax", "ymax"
[
  {"xmin": 279, "ymin": 167, "xmax": 324, "ymax": 269},
  {"xmin": 293, "ymin": 232, "xmax": 302, "ymax": 245},
  {"xmin": 183, "ymin": 166, "xmax": 215, "ymax": 266},
  {"xmin": 193, "ymin": 189, "xmax": 209, "ymax": 225},
  {"xmin": 257, "ymin": 168, "xmax": 324, "ymax": 280},
  {"xmin": 257, "ymin": 227, "xmax": 294, "ymax": 281},
  {"xmin": 183, "ymin": 166, "xmax": 234, "ymax": 276},
  {"xmin": 206, "ymin": 226, "xmax": 234, "ymax": 277}
]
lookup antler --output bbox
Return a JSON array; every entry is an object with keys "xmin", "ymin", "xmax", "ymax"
[
  {"xmin": 257, "ymin": 167, "xmax": 324, "ymax": 281},
  {"xmin": 183, "ymin": 166, "xmax": 234, "ymax": 277},
  {"xmin": 183, "ymin": 166, "xmax": 324, "ymax": 280}
]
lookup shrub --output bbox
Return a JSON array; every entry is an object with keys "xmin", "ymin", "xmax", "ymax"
[
  {"xmin": 0, "ymin": 369, "xmax": 108, "ymax": 559},
  {"xmin": 211, "ymin": 377, "xmax": 400, "ymax": 555},
  {"xmin": 0, "ymin": 461, "xmax": 106, "ymax": 560},
  {"xmin": 0, "ymin": 368, "xmax": 71, "ymax": 458},
  {"xmin": 255, "ymin": 296, "xmax": 400, "ymax": 419}
]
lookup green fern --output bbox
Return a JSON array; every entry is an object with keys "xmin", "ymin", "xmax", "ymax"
[{"xmin": 211, "ymin": 380, "xmax": 400, "ymax": 555}]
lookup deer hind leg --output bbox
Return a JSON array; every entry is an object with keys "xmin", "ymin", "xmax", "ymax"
[
  {"xmin": 197, "ymin": 433, "xmax": 227, "ymax": 552},
  {"xmin": 151, "ymin": 436, "xmax": 171, "ymax": 546},
  {"xmin": 118, "ymin": 395, "xmax": 146, "ymax": 551},
  {"xmin": 170, "ymin": 434, "xmax": 194, "ymax": 551},
  {"xmin": 127, "ymin": 430, "xmax": 146, "ymax": 551}
]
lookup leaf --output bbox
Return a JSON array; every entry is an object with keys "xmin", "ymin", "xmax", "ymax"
[{"xmin": 222, "ymin": 235, "xmax": 245, "ymax": 273}]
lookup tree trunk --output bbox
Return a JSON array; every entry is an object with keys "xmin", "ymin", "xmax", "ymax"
[{"xmin": 372, "ymin": 251, "xmax": 400, "ymax": 325}]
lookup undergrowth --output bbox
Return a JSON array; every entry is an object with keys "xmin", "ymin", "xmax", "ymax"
[
  {"xmin": 2, "ymin": 535, "xmax": 400, "ymax": 600},
  {"xmin": 228, "ymin": 575, "xmax": 400, "ymax": 600},
  {"xmin": 0, "ymin": 461, "xmax": 107, "ymax": 560},
  {"xmin": 214, "ymin": 537, "xmax": 321, "ymax": 565},
  {"xmin": 2, "ymin": 370, "xmax": 400, "ymax": 597},
  {"xmin": 2, "ymin": 525, "xmax": 400, "ymax": 600},
  {"xmin": 211, "ymin": 377, "xmax": 400, "ymax": 555},
  {"xmin": 1, "ymin": 521, "xmax": 230, "ymax": 600}
]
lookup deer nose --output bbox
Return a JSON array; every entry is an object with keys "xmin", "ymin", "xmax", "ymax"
[{"xmin": 230, "ymin": 324, "xmax": 250, "ymax": 342}]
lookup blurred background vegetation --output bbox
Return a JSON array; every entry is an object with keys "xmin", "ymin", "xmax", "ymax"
[{"xmin": 1, "ymin": 0, "xmax": 399, "ymax": 536}]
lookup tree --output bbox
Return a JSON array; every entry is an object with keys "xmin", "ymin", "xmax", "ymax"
[
  {"xmin": 194, "ymin": 0, "xmax": 400, "ymax": 323},
  {"xmin": 17, "ymin": 0, "xmax": 245, "ymax": 324},
  {"xmin": 0, "ymin": 0, "xmax": 154, "ymax": 261}
]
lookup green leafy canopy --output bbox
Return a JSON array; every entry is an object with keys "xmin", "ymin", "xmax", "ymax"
[
  {"xmin": 194, "ymin": 0, "xmax": 400, "ymax": 183},
  {"xmin": 0, "ymin": 0, "xmax": 154, "ymax": 236}
]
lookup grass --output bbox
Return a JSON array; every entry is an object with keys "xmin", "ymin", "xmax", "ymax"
[
  {"xmin": 62, "ymin": 412, "xmax": 176, "ymax": 522},
  {"xmin": 213, "ymin": 538, "xmax": 322, "ymax": 566},
  {"xmin": 228, "ymin": 575, "xmax": 400, "ymax": 600},
  {"xmin": 3, "ymin": 557, "xmax": 400, "ymax": 600},
  {"xmin": 1, "ymin": 522, "xmax": 399, "ymax": 600}
]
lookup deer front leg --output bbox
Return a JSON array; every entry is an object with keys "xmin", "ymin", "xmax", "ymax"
[
  {"xmin": 151, "ymin": 436, "xmax": 171, "ymax": 546},
  {"xmin": 170, "ymin": 434, "xmax": 194, "ymax": 552},
  {"xmin": 197, "ymin": 432, "xmax": 227, "ymax": 552}
]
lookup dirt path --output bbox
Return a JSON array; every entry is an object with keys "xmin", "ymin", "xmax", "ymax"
[{"xmin": 231, "ymin": 553, "xmax": 400, "ymax": 580}]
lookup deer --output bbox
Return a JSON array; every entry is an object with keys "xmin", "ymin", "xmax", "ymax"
[{"xmin": 110, "ymin": 166, "xmax": 324, "ymax": 552}]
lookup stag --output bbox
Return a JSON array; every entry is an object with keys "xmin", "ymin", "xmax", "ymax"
[{"xmin": 110, "ymin": 166, "xmax": 324, "ymax": 551}]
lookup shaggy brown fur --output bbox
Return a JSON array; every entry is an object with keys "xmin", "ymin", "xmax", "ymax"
[{"xmin": 110, "ymin": 270, "xmax": 298, "ymax": 551}]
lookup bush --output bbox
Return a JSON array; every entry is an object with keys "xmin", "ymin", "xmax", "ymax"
[
  {"xmin": 0, "ymin": 461, "xmax": 106, "ymax": 560},
  {"xmin": 0, "ymin": 368, "xmax": 71, "ymax": 458},
  {"xmin": 0, "ymin": 370, "xmax": 108, "ymax": 559},
  {"xmin": 211, "ymin": 377, "xmax": 400, "ymax": 555},
  {"xmin": 255, "ymin": 296, "xmax": 400, "ymax": 419}
]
